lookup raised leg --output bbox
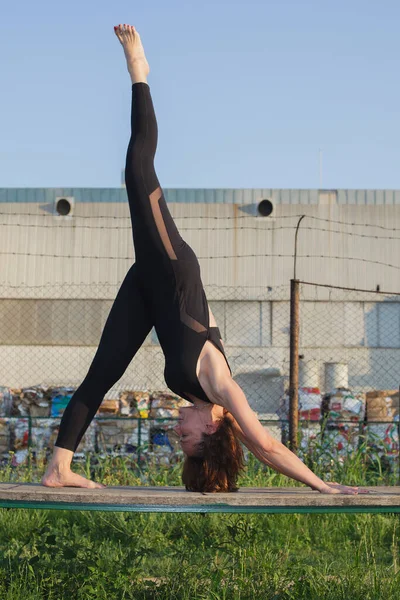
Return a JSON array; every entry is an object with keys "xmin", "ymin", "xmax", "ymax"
[{"xmin": 115, "ymin": 24, "xmax": 186, "ymax": 264}]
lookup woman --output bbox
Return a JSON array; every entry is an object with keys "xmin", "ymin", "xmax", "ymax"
[{"xmin": 42, "ymin": 24, "xmax": 365, "ymax": 495}]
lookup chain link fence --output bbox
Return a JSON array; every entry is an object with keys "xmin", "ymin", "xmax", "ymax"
[
  {"xmin": 0, "ymin": 280, "xmax": 291, "ymax": 465},
  {"xmin": 0, "ymin": 204, "xmax": 399, "ymax": 474},
  {"xmin": 283, "ymin": 281, "xmax": 400, "ymax": 473},
  {"xmin": 1, "ymin": 278, "xmax": 399, "ymax": 472}
]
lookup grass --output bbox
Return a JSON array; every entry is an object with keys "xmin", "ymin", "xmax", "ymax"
[{"xmin": 0, "ymin": 436, "xmax": 399, "ymax": 599}]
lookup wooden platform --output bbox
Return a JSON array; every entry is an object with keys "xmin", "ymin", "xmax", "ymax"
[{"xmin": 1, "ymin": 484, "xmax": 400, "ymax": 513}]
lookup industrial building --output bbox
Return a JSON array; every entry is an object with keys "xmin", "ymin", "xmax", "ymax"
[{"xmin": 0, "ymin": 187, "xmax": 399, "ymax": 414}]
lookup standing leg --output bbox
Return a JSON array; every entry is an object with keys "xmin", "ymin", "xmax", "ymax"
[{"xmin": 42, "ymin": 264, "xmax": 153, "ymax": 487}]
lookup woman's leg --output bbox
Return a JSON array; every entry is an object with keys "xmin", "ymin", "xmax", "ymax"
[
  {"xmin": 116, "ymin": 25, "xmax": 186, "ymax": 264},
  {"xmin": 41, "ymin": 25, "xmax": 163, "ymax": 488},
  {"xmin": 42, "ymin": 264, "xmax": 153, "ymax": 487},
  {"xmin": 113, "ymin": 25, "xmax": 232, "ymax": 408}
]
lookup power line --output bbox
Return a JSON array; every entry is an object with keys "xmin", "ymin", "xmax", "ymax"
[
  {"xmin": 300, "ymin": 280, "xmax": 400, "ymax": 297},
  {"xmin": 0, "ymin": 211, "xmax": 399, "ymax": 230},
  {"xmin": 1, "ymin": 251, "xmax": 399, "ymax": 271},
  {"xmin": 1, "ymin": 221, "xmax": 400, "ymax": 241}
]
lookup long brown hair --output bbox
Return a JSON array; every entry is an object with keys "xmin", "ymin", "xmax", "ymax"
[{"xmin": 181, "ymin": 413, "xmax": 245, "ymax": 492}]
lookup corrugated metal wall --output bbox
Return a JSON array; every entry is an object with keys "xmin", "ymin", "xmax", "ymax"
[{"xmin": 0, "ymin": 196, "xmax": 399, "ymax": 297}]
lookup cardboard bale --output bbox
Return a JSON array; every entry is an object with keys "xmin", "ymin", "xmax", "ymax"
[
  {"xmin": 22, "ymin": 386, "xmax": 49, "ymax": 416},
  {"xmin": 277, "ymin": 388, "xmax": 323, "ymax": 421},
  {"xmin": 366, "ymin": 390, "xmax": 399, "ymax": 422},
  {"xmin": 322, "ymin": 424, "xmax": 360, "ymax": 458},
  {"xmin": 97, "ymin": 399, "xmax": 119, "ymax": 415},
  {"xmin": 149, "ymin": 392, "xmax": 190, "ymax": 428},
  {"xmin": 0, "ymin": 418, "xmax": 10, "ymax": 453},
  {"xmin": 129, "ymin": 421, "xmax": 151, "ymax": 449},
  {"xmin": 12, "ymin": 418, "xmax": 29, "ymax": 450},
  {"xmin": 10, "ymin": 388, "xmax": 29, "ymax": 417},
  {"xmin": 322, "ymin": 388, "xmax": 366, "ymax": 422},
  {"xmin": 96, "ymin": 420, "xmax": 122, "ymax": 450},
  {"xmin": 363, "ymin": 422, "xmax": 399, "ymax": 455},
  {"xmin": 9, "ymin": 386, "xmax": 50, "ymax": 418},
  {"xmin": 119, "ymin": 391, "xmax": 151, "ymax": 418},
  {"xmin": 48, "ymin": 387, "xmax": 76, "ymax": 417},
  {"xmin": 298, "ymin": 388, "xmax": 323, "ymax": 421},
  {"xmin": 96, "ymin": 418, "xmax": 146, "ymax": 452},
  {"xmin": 31, "ymin": 418, "xmax": 54, "ymax": 451},
  {"xmin": 0, "ymin": 387, "xmax": 13, "ymax": 417}
]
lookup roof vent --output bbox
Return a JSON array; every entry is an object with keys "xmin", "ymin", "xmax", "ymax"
[
  {"xmin": 55, "ymin": 196, "xmax": 74, "ymax": 217},
  {"xmin": 257, "ymin": 199, "xmax": 274, "ymax": 217}
]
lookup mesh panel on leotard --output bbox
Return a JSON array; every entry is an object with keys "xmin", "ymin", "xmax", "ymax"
[
  {"xmin": 148, "ymin": 186, "xmax": 207, "ymax": 334},
  {"xmin": 149, "ymin": 186, "xmax": 178, "ymax": 260},
  {"xmin": 180, "ymin": 309, "xmax": 207, "ymax": 333}
]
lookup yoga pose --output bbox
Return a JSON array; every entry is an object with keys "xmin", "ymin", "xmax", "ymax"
[{"xmin": 42, "ymin": 24, "xmax": 365, "ymax": 494}]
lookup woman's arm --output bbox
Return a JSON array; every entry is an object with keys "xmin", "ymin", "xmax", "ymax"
[{"xmin": 217, "ymin": 378, "xmax": 329, "ymax": 492}]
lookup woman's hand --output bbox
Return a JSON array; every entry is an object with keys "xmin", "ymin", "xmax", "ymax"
[{"xmin": 317, "ymin": 481, "xmax": 370, "ymax": 495}]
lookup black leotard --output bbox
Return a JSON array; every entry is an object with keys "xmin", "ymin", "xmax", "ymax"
[{"xmin": 54, "ymin": 82, "xmax": 231, "ymax": 452}]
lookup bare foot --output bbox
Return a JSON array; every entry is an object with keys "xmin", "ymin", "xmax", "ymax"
[
  {"xmin": 114, "ymin": 23, "xmax": 150, "ymax": 84},
  {"xmin": 41, "ymin": 465, "xmax": 106, "ymax": 489}
]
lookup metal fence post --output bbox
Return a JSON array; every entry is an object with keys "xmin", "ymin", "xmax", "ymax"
[
  {"xmin": 138, "ymin": 418, "xmax": 142, "ymax": 465},
  {"xmin": 28, "ymin": 415, "xmax": 32, "ymax": 469},
  {"xmin": 398, "ymin": 385, "xmax": 400, "ymax": 485},
  {"xmin": 289, "ymin": 279, "xmax": 300, "ymax": 452}
]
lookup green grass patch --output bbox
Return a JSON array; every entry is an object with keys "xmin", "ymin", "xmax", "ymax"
[{"xmin": 0, "ymin": 444, "xmax": 399, "ymax": 599}]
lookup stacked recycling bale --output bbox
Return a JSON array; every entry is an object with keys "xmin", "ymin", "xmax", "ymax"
[
  {"xmin": 96, "ymin": 390, "xmax": 191, "ymax": 463},
  {"xmin": 364, "ymin": 390, "xmax": 399, "ymax": 469},
  {"xmin": 0, "ymin": 388, "xmax": 13, "ymax": 458},
  {"xmin": 0, "ymin": 384, "xmax": 191, "ymax": 463},
  {"xmin": 3, "ymin": 386, "xmax": 53, "ymax": 465},
  {"xmin": 95, "ymin": 392, "xmax": 148, "ymax": 455},
  {"xmin": 320, "ymin": 388, "xmax": 366, "ymax": 465},
  {"xmin": 278, "ymin": 386, "xmax": 367, "ymax": 463},
  {"xmin": 0, "ymin": 419, "xmax": 9, "ymax": 457}
]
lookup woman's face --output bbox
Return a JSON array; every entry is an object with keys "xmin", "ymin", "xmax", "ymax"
[{"xmin": 173, "ymin": 406, "xmax": 217, "ymax": 456}]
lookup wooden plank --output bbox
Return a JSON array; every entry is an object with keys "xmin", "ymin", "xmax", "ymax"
[{"xmin": 0, "ymin": 484, "xmax": 399, "ymax": 513}]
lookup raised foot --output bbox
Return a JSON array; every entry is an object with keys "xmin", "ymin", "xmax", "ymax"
[
  {"xmin": 41, "ymin": 468, "xmax": 106, "ymax": 489},
  {"xmin": 114, "ymin": 23, "xmax": 150, "ymax": 82}
]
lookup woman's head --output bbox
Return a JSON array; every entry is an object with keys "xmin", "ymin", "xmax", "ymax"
[
  {"xmin": 173, "ymin": 403, "xmax": 245, "ymax": 492},
  {"xmin": 173, "ymin": 403, "xmax": 222, "ymax": 456}
]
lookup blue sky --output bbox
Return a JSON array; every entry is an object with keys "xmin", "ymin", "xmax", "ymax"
[{"xmin": 1, "ymin": 0, "xmax": 400, "ymax": 189}]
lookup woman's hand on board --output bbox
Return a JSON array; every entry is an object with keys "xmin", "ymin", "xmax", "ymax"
[{"xmin": 317, "ymin": 481, "xmax": 371, "ymax": 495}]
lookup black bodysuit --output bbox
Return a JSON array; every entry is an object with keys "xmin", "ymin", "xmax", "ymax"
[{"xmin": 55, "ymin": 82, "xmax": 231, "ymax": 452}]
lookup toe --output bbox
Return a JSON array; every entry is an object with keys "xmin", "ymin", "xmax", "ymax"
[{"xmin": 114, "ymin": 25, "xmax": 124, "ymax": 42}]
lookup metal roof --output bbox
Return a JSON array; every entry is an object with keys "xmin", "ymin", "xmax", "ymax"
[{"xmin": 1, "ymin": 188, "xmax": 400, "ymax": 204}]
